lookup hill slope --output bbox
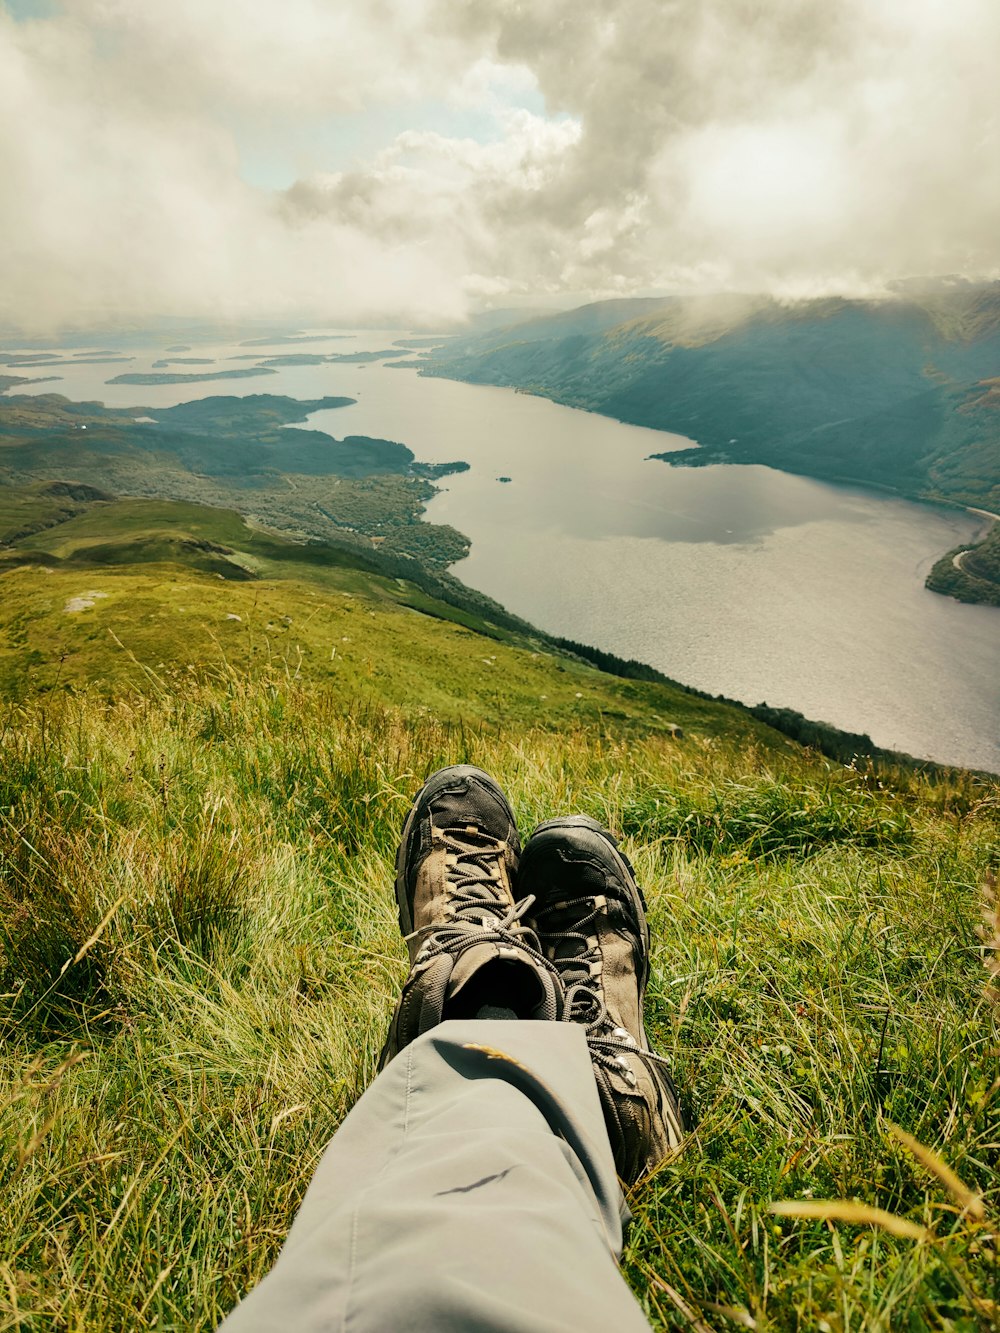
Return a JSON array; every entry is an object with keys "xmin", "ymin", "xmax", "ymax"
[
  {"xmin": 0, "ymin": 506, "xmax": 997, "ymax": 1330},
  {"xmin": 0, "ymin": 486, "xmax": 781, "ymax": 740}
]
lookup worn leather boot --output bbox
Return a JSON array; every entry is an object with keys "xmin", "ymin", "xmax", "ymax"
[
  {"xmin": 519, "ymin": 815, "xmax": 684, "ymax": 1184},
  {"xmin": 379, "ymin": 765, "xmax": 562, "ymax": 1068}
]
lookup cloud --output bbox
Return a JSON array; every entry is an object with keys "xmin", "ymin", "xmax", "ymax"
[
  {"xmin": 1, "ymin": 0, "xmax": 998, "ymax": 331},
  {"xmin": 70, "ymin": 0, "xmax": 465, "ymax": 116},
  {"xmin": 282, "ymin": 110, "xmax": 583, "ymax": 290},
  {"xmin": 0, "ymin": 3, "xmax": 482, "ymax": 330},
  {"xmin": 440, "ymin": 0, "xmax": 1000, "ymax": 294}
]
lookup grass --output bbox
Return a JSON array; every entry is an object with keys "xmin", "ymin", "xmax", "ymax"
[
  {"xmin": 0, "ymin": 492, "xmax": 997, "ymax": 1329},
  {"xmin": 0, "ymin": 663, "xmax": 996, "ymax": 1331},
  {"xmin": 0, "ymin": 510, "xmax": 789, "ymax": 753}
]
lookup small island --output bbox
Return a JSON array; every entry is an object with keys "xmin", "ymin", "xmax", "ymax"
[
  {"xmin": 0, "ymin": 373, "xmax": 64, "ymax": 392},
  {"xmin": 228, "ymin": 350, "xmax": 398, "ymax": 367},
  {"xmin": 2, "ymin": 352, "xmax": 132, "ymax": 367},
  {"xmin": 327, "ymin": 350, "xmax": 399, "ymax": 363},
  {"xmin": 0, "ymin": 352, "xmax": 59, "ymax": 366},
  {"xmin": 259, "ymin": 354, "xmax": 330, "ymax": 367},
  {"xmin": 239, "ymin": 333, "xmax": 349, "ymax": 347},
  {"xmin": 53, "ymin": 356, "xmax": 133, "ymax": 365},
  {"xmin": 151, "ymin": 357, "xmax": 215, "ymax": 368},
  {"xmin": 107, "ymin": 367, "xmax": 278, "ymax": 386}
]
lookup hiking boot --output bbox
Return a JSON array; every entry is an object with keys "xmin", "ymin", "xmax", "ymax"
[
  {"xmin": 379, "ymin": 765, "xmax": 562, "ymax": 1068},
  {"xmin": 519, "ymin": 815, "xmax": 683, "ymax": 1184}
]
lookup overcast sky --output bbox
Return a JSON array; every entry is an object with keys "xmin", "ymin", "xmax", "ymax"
[{"xmin": 2, "ymin": 0, "xmax": 999, "ymax": 330}]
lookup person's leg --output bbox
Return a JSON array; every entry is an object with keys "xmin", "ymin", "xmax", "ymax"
[
  {"xmin": 221, "ymin": 768, "xmax": 677, "ymax": 1331},
  {"xmin": 221, "ymin": 1018, "xmax": 652, "ymax": 1332}
]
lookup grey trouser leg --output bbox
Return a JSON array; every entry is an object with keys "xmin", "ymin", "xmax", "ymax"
[{"xmin": 221, "ymin": 1020, "xmax": 651, "ymax": 1332}]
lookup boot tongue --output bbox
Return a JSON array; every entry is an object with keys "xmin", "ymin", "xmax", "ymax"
[
  {"xmin": 446, "ymin": 941, "xmax": 505, "ymax": 998},
  {"xmin": 445, "ymin": 942, "xmax": 548, "ymax": 1019}
]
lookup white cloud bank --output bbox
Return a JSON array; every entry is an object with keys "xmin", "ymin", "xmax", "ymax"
[{"xmin": 1, "ymin": 0, "xmax": 999, "ymax": 331}]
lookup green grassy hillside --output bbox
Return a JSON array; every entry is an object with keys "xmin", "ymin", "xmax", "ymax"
[
  {"xmin": 421, "ymin": 288, "xmax": 1000, "ymax": 605},
  {"xmin": 0, "ymin": 503, "xmax": 997, "ymax": 1330},
  {"xmin": 0, "ymin": 490, "xmax": 793, "ymax": 749},
  {"xmin": 0, "ymin": 392, "xmax": 470, "ymax": 569}
]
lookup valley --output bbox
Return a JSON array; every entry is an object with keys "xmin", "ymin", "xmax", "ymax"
[
  {"xmin": 0, "ymin": 389, "xmax": 470, "ymax": 569},
  {"xmin": 1, "ymin": 326, "xmax": 997, "ymax": 771}
]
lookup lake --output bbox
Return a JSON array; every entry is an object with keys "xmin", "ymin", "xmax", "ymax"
[{"xmin": 8, "ymin": 330, "xmax": 999, "ymax": 771}]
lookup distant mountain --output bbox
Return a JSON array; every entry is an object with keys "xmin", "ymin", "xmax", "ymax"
[{"xmin": 421, "ymin": 286, "xmax": 1000, "ymax": 605}]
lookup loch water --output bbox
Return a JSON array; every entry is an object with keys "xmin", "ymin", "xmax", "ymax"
[{"xmin": 10, "ymin": 331, "xmax": 999, "ymax": 772}]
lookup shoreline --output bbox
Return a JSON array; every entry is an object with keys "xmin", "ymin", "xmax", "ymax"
[
  {"xmin": 965, "ymin": 504, "xmax": 1000, "ymax": 524},
  {"xmin": 433, "ymin": 368, "xmax": 1000, "ymax": 610},
  {"xmin": 423, "ymin": 361, "xmax": 1000, "ymax": 545}
]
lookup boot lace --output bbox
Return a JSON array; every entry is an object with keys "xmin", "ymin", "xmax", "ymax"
[
  {"xmin": 535, "ymin": 893, "xmax": 650, "ymax": 1087},
  {"xmin": 407, "ymin": 826, "xmax": 553, "ymax": 970}
]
